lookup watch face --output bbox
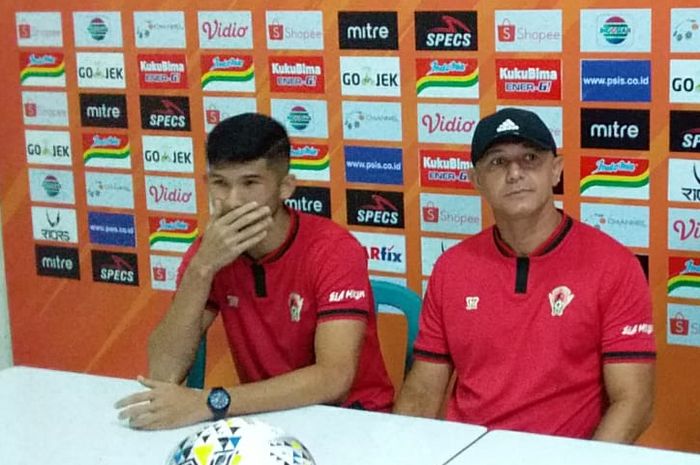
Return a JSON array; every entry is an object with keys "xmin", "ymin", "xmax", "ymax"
[{"xmin": 209, "ymin": 389, "xmax": 230, "ymax": 410}]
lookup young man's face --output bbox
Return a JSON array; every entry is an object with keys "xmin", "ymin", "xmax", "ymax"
[{"xmin": 470, "ymin": 141, "xmax": 563, "ymax": 220}]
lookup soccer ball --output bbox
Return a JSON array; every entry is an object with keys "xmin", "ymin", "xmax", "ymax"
[{"xmin": 166, "ymin": 417, "xmax": 316, "ymax": 465}]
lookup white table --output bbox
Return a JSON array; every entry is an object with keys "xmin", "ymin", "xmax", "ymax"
[
  {"xmin": 1, "ymin": 366, "xmax": 486, "ymax": 465},
  {"xmin": 447, "ymin": 430, "xmax": 700, "ymax": 465}
]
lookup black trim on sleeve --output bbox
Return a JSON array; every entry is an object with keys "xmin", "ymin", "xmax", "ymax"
[
  {"xmin": 251, "ymin": 263, "xmax": 267, "ymax": 298},
  {"xmin": 317, "ymin": 308, "xmax": 369, "ymax": 319},
  {"xmin": 515, "ymin": 257, "xmax": 529, "ymax": 294},
  {"xmin": 603, "ymin": 351, "xmax": 657, "ymax": 360},
  {"xmin": 413, "ymin": 349, "xmax": 452, "ymax": 362}
]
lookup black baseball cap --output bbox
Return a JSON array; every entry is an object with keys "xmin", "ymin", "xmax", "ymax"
[{"xmin": 470, "ymin": 108, "xmax": 557, "ymax": 165}]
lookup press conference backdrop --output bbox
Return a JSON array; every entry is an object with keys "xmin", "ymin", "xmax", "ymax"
[{"xmin": 1, "ymin": 0, "xmax": 699, "ymax": 452}]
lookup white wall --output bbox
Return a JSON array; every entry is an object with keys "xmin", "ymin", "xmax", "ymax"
[{"xmin": 0, "ymin": 206, "xmax": 13, "ymax": 369}]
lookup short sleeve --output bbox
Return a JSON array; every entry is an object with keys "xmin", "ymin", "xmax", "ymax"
[
  {"xmin": 176, "ymin": 238, "xmax": 220, "ymax": 312},
  {"xmin": 413, "ymin": 265, "xmax": 451, "ymax": 364},
  {"xmin": 601, "ymin": 253, "xmax": 656, "ymax": 364}
]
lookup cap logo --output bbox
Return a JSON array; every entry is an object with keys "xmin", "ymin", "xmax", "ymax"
[{"xmin": 496, "ymin": 118, "xmax": 519, "ymax": 133}]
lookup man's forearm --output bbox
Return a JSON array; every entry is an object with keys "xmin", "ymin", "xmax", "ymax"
[{"xmin": 592, "ymin": 397, "xmax": 653, "ymax": 443}]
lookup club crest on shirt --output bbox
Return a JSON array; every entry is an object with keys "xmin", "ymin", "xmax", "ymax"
[
  {"xmin": 288, "ymin": 292, "xmax": 304, "ymax": 322},
  {"xmin": 548, "ymin": 285, "xmax": 574, "ymax": 317}
]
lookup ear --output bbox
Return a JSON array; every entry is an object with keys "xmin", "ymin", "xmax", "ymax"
[
  {"xmin": 279, "ymin": 173, "xmax": 296, "ymax": 201},
  {"xmin": 551, "ymin": 155, "xmax": 564, "ymax": 187},
  {"xmin": 468, "ymin": 167, "xmax": 481, "ymax": 192}
]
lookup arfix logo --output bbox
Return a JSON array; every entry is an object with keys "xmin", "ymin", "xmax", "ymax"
[
  {"xmin": 85, "ymin": 171, "xmax": 134, "ymax": 209},
  {"xmin": 352, "ymin": 231, "xmax": 406, "ymax": 273},
  {"xmin": 82, "ymin": 132, "xmax": 131, "ymax": 168},
  {"xmin": 580, "ymin": 60, "xmax": 651, "ymax": 102},
  {"xmin": 579, "ymin": 156, "xmax": 649, "ymax": 200},
  {"xmin": 670, "ymin": 111, "xmax": 700, "ymax": 153},
  {"xmin": 138, "ymin": 53, "xmax": 188, "ymax": 89},
  {"xmin": 415, "ymin": 58, "xmax": 478, "ymax": 99},
  {"xmin": 149, "ymin": 216, "xmax": 197, "ymax": 252},
  {"xmin": 415, "ymin": 11, "xmax": 477, "ymax": 51},
  {"xmin": 580, "ymin": 203, "xmax": 649, "ymax": 248},
  {"xmin": 496, "ymin": 59, "xmax": 561, "ymax": 100},
  {"xmin": 420, "ymin": 150, "xmax": 473, "ymax": 189},
  {"xmin": 35, "ymin": 245, "xmax": 79, "ymax": 280},
  {"xmin": 24, "ymin": 129, "xmax": 72, "ymax": 166},
  {"xmin": 202, "ymin": 96, "xmax": 257, "ymax": 133},
  {"xmin": 145, "ymin": 175, "xmax": 197, "ymax": 213},
  {"xmin": 266, "ymin": 11, "xmax": 324, "ymax": 50},
  {"xmin": 31, "ymin": 206, "xmax": 78, "ymax": 244},
  {"xmin": 667, "ymin": 304, "xmax": 700, "ymax": 347},
  {"xmin": 421, "ymin": 236, "xmax": 460, "ymax": 276},
  {"xmin": 16, "ymin": 12, "xmax": 63, "ymax": 47},
  {"xmin": 284, "ymin": 185, "xmax": 331, "ymax": 218},
  {"xmin": 344, "ymin": 146, "xmax": 403, "ymax": 185},
  {"xmin": 88, "ymin": 211, "xmax": 136, "ymax": 247},
  {"xmin": 150, "ymin": 254, "xmax": 182, "ymax": 291},
  {"xmin": 76, "ymin": 52, "xmax": 126, "ymax": 89},
  {"xmin": 142, "ymin": 135, "xmax": 194, "ymax": 173},
  {"xmin": 28, "ymin": 168, "xmax": 75, "ymax": 204},
  {"xmin": 340, "ymin": 56, "xmax": 401, "ymax": 97},
  {"xmin": 580, "ymin": 9, "xmax": 651, "ymax": 52},
  {"xmin": 418, "ymin": 103, "xmax": 479, "ymax": 145},
  {"xmin": 290, "ymin": 143, "xmax": 330, "ymax": 181},
  {"xmin": 346, "ymin": 189, "xmax": 404, "ymax": 229},
  {"xmin": 670, "ymin": 60, "xmax": 700, "ymax": 104},
  {"xmin": 19, "ymin": 52, "xmax": 65, "ymax": 87},
  {"xmin": 669, "ymin": 208, "xmax": 700, "ymax": 252},
  {"xmin": 497, "ymin": 105, "xmax": 563, "ymax": 148},
  {"xmin": 73, "ymin": 12, "xmax": 123, "ymax": 48},
  {"xmin": 338, "ymin": 11, "xmax": 398, "ymax": 50},
  {"xmin": 668, "ymin": 257, "xmax": 700, "ymax": 299},
  {"xmin": 671, "ymin": 9, "xmax": 700, "ymax": 53},
  {"xmin": 22, "ymin": 91, "xmax": 69, "ymax": 127},
  {"xmin": 580, "ymin": 108, "xmax": 649, "ymax": 150},
  {"xmin": 91, "ymin": 250, "xmax": 139, "ymax": 286},
  {"xmin": 198, "ymin": 11, "xmax": 253, "ymax": 49},
  {"xmin": 133, "ymin": 11, "xmax": 186, "ymax": 49},
  {"xmin": 494, "ymin": 9, "xmax": 562, "ymax": 52},
  {"xmin": 270, "ymin": 99, "xmax": 328, "ymax": 138},
  {"xmin": 342, "ymin": 101, "xmax": 403, "ymax": 142},
  {"xmin": 668, "ymin": 158, "xmax": 700, "ymax": 203},
  {"xmin": 140, "ymin": 95, "xmax": 191, "ymax": 131},
  {"xmin": 79, "ymin": 93, "xmax": 127, "ymax": 128},
  {"xmin": 269, "ymin": 56, "xmax": 324, "ymax": 94},
  {"xmin": 420, "ymin": 193, "xmax": 481, "ymax": 235},
  {"xmin": 201, "ymin": 54, "xmax": 254, "ymax": 92}
]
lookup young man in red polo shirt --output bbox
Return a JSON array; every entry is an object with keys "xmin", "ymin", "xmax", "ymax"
[
  {"xmin": 395, "ymin": 108, "xmax": 655, "ymax": 443},
  {"xmin": 116, "ymin": 113, "xmax": 393, "ymax": 429}
]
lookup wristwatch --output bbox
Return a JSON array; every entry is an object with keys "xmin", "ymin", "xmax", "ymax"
[{"xmin": 206, "ymin": 387, "xmax": 231, "ymax": 420}]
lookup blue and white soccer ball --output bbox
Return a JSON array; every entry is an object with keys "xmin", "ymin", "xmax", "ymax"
[{"xmin": 166, "ymin": 417, "xmax": 315, "ymax": 465}]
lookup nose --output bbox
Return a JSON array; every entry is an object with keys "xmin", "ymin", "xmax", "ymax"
[
  {"xmin": 505, "ymin": 159, "xmax": 524, "ymax": 182},
  {"xmin": 222, "ymin": 186, "xmax": 245, "ymax": 210}
]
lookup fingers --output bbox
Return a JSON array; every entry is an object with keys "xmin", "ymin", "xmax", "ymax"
[
  {"xmin": 114, "ymin": 389, "xmax": 154, "ymax": 409},
  {"xmin": 220, "ymin": 202, "xmax": 271, "ymax": 230}
]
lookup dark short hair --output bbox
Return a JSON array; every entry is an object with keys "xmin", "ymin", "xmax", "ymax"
[{"xmin": 206, "ymin": 113, "xmax": 290, "ymax": 172}]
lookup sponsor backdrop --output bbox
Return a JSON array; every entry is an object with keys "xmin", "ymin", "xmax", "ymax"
[{"xmin": 1, "ymin": 0, "xmax": 700, "ymax": 452}]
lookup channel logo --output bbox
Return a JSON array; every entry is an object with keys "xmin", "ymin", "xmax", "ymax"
[
  {"xmin": 670, "ymin": 111, "xmax": 700, "ymax": 153},
  {"xmin": 421, "ymin": 237, "xmax": 460, "ymax": 276},
  {"xmin": 79, "ymin": 93, "xmax": 127, "ymax": 128},
  {"xmin": 142, "ymin": 135, "xmax": 194, "ymax": 173},
  {"xmin": 496, "ymin": 59, "xmax": 561, "ymax": 100},
  {"xmin": 269, "ymin": 56, "xmax": 324, "ymax": 94},
  {"xmin": 140, "ymin": 95, "xmax": 190, "ymax": 131},
  {"xmin": 344, "ymin": 146, "xmax": 403, "ymax": 185},
  {"xmin": 82, "ymin": 133, "xmax": 131, "ymax": 169},
  {"xmin": 202, "ymin": 96, "xmax": 257, "ymax": 133},
  {"xmin": 668, "ymin": 158, "xmax": 700, "ymax": 203},
  {"xmin": 342, "ymin": 101, "xmax": 403, "ymax": 142},
  {"xmin": 420, "ymin": 193, "xmax": 481, "ymax": 235},
  {"xmin": 352, "ymin": 231, "xmax": 406, "ymax": 274},
  {"xmin": 579, "ymin": 156, "xmax": 649, "ymax": 200},
  {"xmin": 420, "ymin": 150, "xmax": 473, "ymax": 189},
  {"xmin": 133, "ymin": 11, "xmax": 186, "ymax": 49},
  {"xmin": 270, "ymin": 99, "xmax": 328, "ymax": 139},
  {"xmin": 418, "ymin": 103, "xmax": 479, "ymax": 145},
  {"xmin": 668, "ymin": 257, "xmax": 700, "ymax": 300},
  {"xmin": 198, "ymin": 11, "xmax": 253, "ymax": 49},
  {"xmin": 495, "ymin": 9, "xmax": 562, "ymax": 52},
  {"xmin": 201, "ymin": 54, "xmax": 254, "ymax": 92},
  {"xmin": 23, "ymin": 91, "xmax": 69, "ymax": 127},
  {"xmin": 73, "ymin": 12, "xmax": 123, "ymax": 48},
  {"xmin": 31, "ymin": 206, "xmax": 78, "ymax": 243},
  {"xmin": 266, "ymin": 10, "xmax": 324, "ymax": 50},
  {"xmin": 290, "ymin": 143, "xmax": 330, "ymax": 182},
  {"xmin": 138, "ymin": 53, "xmax": 187, "ymax": 89},
  {"xmin": 580, "ymin": 108, "xmax": 649, "ymax": 150},
  {"xmin": 415, "ymin": 11, "xmax": 477, "ymax": 51},
  {"xmin": 35, "ymin": 245, "xmax": 79, "ymax": 280},
  {"xmin": 28, "ymin": 168, "xmax": 75, "ymax": 204},
  {"xmin": 580, "ymin": 202, "xmax": 649, "ymax": 248},
  {"xmin": 16, "ymin": 12, "xmax": 63, "ymax": 47},
  {"xmin": 19, "ymin": 52, "xmax": 65, "ymax": 87},
  {"xmin": 149, "ymin": 216, "xmax": 197, "ymax": 252},
  {"xmin": 340, "ymin": 56, "xmax": 400, "ymax": 97},
  {"xmin": 346, "ymin": 189, "xmax": 404, "ymax": 229},
  {"xmin": 88, "ymin": 211, "xmax": 136, "ymax": 247},
  {"xmin": 338, "ymin": 11, "xmax": 398, "ymax": 50},
  {"xmin": 85, "ymin": 171, "xmax": 134, "ymax": 209},
  {"xmin": 92, "ymin": 250, "xmax": 139, "ymax": 286},
  {"xmin": 669, "ymin": 208, "xmax": 700, "ymax": 251},
  {"xmin": 415, "ymin": 58, "xmax": 478, "ymax": 99},
  {"xmin": 670, "ymin": 60, "xmax": 700, "ymax": 104},
  {"xmin": 581, "ymin": 60, "xmax": 650, "ymax": 102},
  {"xmin": 285, "ymin": 185, "xmax": 330, "ymax": 218},
  {"xmin": 24, "ymin": 129, "xmax": 72, "ymax": 166},
  {"xmin": 580, "ymin": 9, "xmax": 651, "ymax": 52},
  {"xmin": 145, "ymin": 175, "xmax": 197, "ymax": 213},
  {"xmin": 667, "ymin": 304, "xmax": 700, "ymax": 348},
  {"xmin": 150, "ymin": 254, "xmax": 182, "ymax": 291},
  {"xmin": 671, "ymin": 9, "xmax": 700, "ymax": 53}
]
